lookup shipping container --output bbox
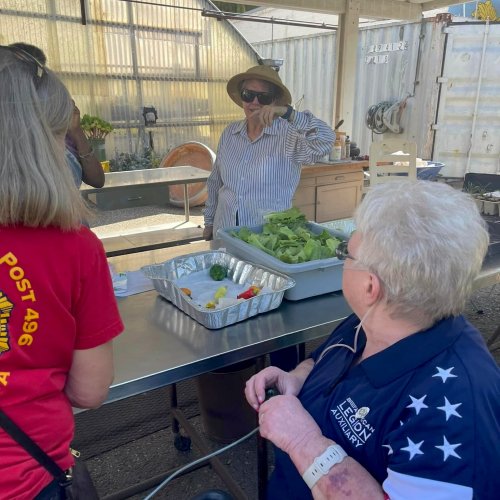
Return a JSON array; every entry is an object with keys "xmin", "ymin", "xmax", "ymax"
[{"xmin": 254, "ymin": 18, "xmax": 500, "ymax": 177}]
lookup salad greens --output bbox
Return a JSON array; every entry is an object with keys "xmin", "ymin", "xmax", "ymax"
[{"xmin": 230, "ymin": 208, "xmax": 343, "ymax": 264}]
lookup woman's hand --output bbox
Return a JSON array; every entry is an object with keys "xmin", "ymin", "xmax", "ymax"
[
  {"xmin": 67, "ymin": 102, "xmax": 82, "ymax": 138},
  {"xmin": 245, "ymin": 366, "xmax": 305, "ymax": 411},
  {"xmin": 258, "ymin": 395, "xmax": 323, "ymax": 455},
  {"xmin": 249, "ymin": 105, "xmax": 288, "ymax": 127},
  {"xmin": 203, "ymin": 225, "xmax": 213, "ymax": 241}
]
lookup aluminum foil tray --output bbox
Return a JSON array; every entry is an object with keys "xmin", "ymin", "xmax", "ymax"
[{"xmin": 141, "ymin": 250, "xmax": 295, "ymax": 329}]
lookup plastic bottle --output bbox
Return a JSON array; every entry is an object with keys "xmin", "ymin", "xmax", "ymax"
[
  {"xmin": 345, "ymin": 135, "xmax": 351, "ymax": 159},
  {"xmin": 330, "ymin": 138, "xmax": 342, "ymax": 161},
  {"xmin": 336, "ymin": 132, "xmax": 346, "ymax": 159}
]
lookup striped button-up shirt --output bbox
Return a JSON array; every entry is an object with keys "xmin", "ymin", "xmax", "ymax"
[{"xmin": 204, "ymin": 110, "xmax": 334, "ymax": 236}]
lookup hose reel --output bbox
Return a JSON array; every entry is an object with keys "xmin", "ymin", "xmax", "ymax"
[{"xmin": 366, "ymin": 98, "xmax": 407, "ymax": 134}]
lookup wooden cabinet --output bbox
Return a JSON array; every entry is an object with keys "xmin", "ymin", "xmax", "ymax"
[{"xmin": 292, "ymin": 161, "xmax": 366, "ymax": 222}]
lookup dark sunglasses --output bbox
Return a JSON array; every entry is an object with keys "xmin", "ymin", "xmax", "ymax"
[
  {"xmin": 0, "ymin": 45, "xmax": 46, "ymax": 87},
  {"xmin": 335, "ymin": 240, "xmax": 357, "ymax": 261},
  {"xmin": 240, "ymin": 88, "xmax": 275, "ymax": 105}
]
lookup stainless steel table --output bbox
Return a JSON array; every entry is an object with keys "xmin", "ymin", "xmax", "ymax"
[
  {"xmin": 80, "ymin": 166, "xmax": 210, "ymax": 222},
  {"xmin": 104, "ymin": 243, "xmax": 352, "ymax": 500},
  {"xmin": 109, "ymin": 290, "xmax": 351, "ymax": 404}
]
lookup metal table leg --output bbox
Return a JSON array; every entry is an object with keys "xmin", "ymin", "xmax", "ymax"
[
  {"xmin": 183, "ymin": 183, "xmax": 190, "ymax": 222},
  {"xmin": 171, "ymin": 408, "xmax": 248, "ymax": 500},
  {"xmin": 254, "ymin": 355, "xmax": 268, "ymax": 500},
  {"xmin": 171, "ymin": 383, "xmax": 191, "ymax": 451},
  {"xmin": 487, "ymin": 324, "xmax": 500, "ymax": 349}
]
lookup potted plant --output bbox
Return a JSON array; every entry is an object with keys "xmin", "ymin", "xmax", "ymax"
[{"xmin": 80, "ymin": 114, "xmax": 113, "ymax": 161}]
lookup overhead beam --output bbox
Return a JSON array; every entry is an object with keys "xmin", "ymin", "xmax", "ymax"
[
  {"xmin": 357, "ymin": 0, "xmax": 422, "ymax": 20},
  {"xmin": 419, "ymin": 0, "xmax": 461, "ymax": 10},
  {"xmin": 223, "ymin": 0, "xmax": 346, "ymax": 14},
  {"xmin": 224, "ymin": 0, "xmax": 423, "ymax": 21}
]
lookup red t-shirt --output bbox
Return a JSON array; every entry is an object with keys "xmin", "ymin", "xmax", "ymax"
[{"xmin": 0, "ymin": 225, "xmax": 124, "ymax": 499}]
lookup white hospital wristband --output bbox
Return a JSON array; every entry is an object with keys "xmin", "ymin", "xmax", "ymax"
[{"xmin": 302, "ymin": 444, "xmax": 348, "ymax": 489}]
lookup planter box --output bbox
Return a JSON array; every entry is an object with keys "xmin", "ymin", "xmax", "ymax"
[
  {"xmin": 474, "ymin": 197, "xmax": 484, "ymax": 213},
  {"xmin": 483, "ymin": 200, "xmax": 500, "ymax": 216}
]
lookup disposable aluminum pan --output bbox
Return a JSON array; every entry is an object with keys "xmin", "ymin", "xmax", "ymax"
[{"xmin": 141, "ymin": 250, "xmax": 295, "ymax": 329}]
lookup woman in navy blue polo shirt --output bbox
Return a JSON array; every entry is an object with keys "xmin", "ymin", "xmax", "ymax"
[{"xmin": 246, "ymin": 180, "xmax": 499, "ymax": 500}]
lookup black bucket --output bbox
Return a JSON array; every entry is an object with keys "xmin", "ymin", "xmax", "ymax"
[{"xmin": 196, "ymin": 360, "xmax": 258, "ymax": 443}]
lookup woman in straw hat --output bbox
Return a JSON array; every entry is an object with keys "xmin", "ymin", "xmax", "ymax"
[{"xmin": 203, "ymin": 64, "xmax": 334, "ymax": 242}]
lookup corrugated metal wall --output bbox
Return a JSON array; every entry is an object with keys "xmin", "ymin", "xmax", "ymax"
[
  {"xmin": 254, "ymin": 19, "xmax": 447, "ymax": 161},
  {"xmin": 255, "ymin": 18, "xmax": 500, "ymax": 176},
  {"xmin": 0, "ymin": 0, "xmax": 259, "ymax": 159},
  {"xmin": 253, "ymin": 33, "xmax": 336, "ymax": 125}
]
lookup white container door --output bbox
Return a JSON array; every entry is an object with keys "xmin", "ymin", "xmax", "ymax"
[{"xmin": 432, "ymin": 23, "xmax": 500, "ymax": 177}]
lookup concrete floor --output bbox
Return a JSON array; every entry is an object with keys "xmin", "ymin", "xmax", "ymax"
[
  {"xmin": 78, "ymin": 203, "xmax": 499, "ymax": 500},
  {"xmin": 89, "ymin": 203, "xmax": 204, "ymax": 239}
]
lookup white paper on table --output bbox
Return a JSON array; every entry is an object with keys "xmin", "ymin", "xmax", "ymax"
[{"xmin": 110, "ymin": 265, "xmax": 154, "ymax": 297}]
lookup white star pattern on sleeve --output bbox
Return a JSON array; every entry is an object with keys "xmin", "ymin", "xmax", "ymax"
[
  {"xmin": 435, "ymin": 436, "xmax": 462, "ymax": 461},
  {"xmin": 401, "ymin": 437, "xmax": 425, "ymax": 460},
  {"xmin": 407, "ymin": 395, "xmax": 429, "ymax": 415},
  {"xmin": 432, "ymin": 366, "xmax": 458, "ymax": 383},
  {"xmin": 437, "ymin": 397, "xmax": 463, "ymax": 421}
]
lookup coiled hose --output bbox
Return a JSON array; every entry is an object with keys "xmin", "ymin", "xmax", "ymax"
[{"xmin": 365, "ymin": 101, "xmax": 394, "ymax": 134}]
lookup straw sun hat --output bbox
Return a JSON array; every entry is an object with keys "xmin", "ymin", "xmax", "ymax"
[{"xmin": 226, "ymin": 65, "xmax": 292, "ymax": 108}]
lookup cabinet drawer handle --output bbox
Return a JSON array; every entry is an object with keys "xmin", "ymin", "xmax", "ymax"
[
  {"xmin": 127, "ymin": 196, "xmax": 143, "ymax": 201},
  {"xmin": 335, "ymin": 175, "xmax": 346, "ymax": 181}
]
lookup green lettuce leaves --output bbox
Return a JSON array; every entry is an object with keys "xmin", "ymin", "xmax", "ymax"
[{"xmin": 230, "ymin": 208, "xmax": 342, "ymax": 264}]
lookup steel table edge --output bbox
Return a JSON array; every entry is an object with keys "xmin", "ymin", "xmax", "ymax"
[
  {"xmin": 80, "ymin": 175, "xmax": 209, "ymax": 194},
  {"xmin": 105, "ymin": 317, "xmax": 347, "ymax": 405}
]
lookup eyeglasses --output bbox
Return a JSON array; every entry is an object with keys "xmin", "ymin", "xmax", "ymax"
[
  {"xmin": 0, "ymin": 45, "xmax": 46, "ymax": 87},
  {"xmin": 335, "ymin": 241, "xmax": 357, "ymax": 261},
  {"xmin": 240, "ymin": 88, "xmax": 275, "ymax": 105}
]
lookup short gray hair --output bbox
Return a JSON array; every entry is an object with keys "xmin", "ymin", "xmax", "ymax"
[
  {"xmin": 354, "ymin": 181, "xmax": 489, "ymax": 323},
  {"xmin": 0, "ymin": 47, "xmax": 88, "ymax": 228}
]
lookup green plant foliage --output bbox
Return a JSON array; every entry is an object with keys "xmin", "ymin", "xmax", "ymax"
[
  {"xmin": 109, "ymin": 148, "xmax": 161, "ymax": 172},
  {"xmin": 80, "ymin": 114, "xmax": 113, "ymax": 140}
]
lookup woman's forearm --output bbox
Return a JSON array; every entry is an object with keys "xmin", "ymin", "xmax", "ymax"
[
  {"xmin": 288, "ymin": 435, "xmax": 384, "ymax": 500},
  {"xmin": 289, "ymin": 358, "xmax": 315, "ymax": 386}
]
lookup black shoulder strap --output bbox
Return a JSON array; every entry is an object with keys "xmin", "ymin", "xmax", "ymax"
[{"xmin": 0, "ymin": 408, "xmax": 67, "ymax": 481}]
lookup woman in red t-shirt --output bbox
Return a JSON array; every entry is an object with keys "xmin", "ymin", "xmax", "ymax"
[{"xmin": 0, "ymin": 46, "xmax": 124, "ymax": 499}]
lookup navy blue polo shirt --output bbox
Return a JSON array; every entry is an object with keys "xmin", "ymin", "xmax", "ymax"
[{"xmin": 268, "ymin": 314, "xmax": 500, "ymax": 499}]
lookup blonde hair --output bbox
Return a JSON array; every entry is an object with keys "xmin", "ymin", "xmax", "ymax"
[{"xmin": 0, "ymin": 48, "xmax": 89, "ymax": 229}]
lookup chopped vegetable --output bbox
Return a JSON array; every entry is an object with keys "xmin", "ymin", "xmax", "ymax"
[
  {"xmin": 209, "ymin": 264, "xmax": 228, "ymax": 281},
  {"xmin": 180, "ymin": 287, "xmax": 192, "ymax": 298},
  {"xmin": 214, "ymin": 286, "xmax": 227, "ymax": 301},
  {"xmin": 237, "ymin": 286, "xmax": 261, "ymax": 300},
  {"xmin": 205, "ymin": 285, "xmax": 228, "ymax": 309}
]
